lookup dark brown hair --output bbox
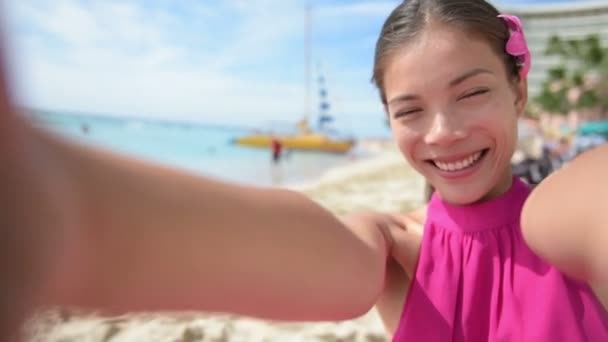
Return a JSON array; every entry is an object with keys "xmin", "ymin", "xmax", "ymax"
[{"xmin": 372, "ymin": 0, "xmax": 520, "ymax": 105}]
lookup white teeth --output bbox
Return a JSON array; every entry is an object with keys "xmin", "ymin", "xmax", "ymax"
[{"xmin": 433, "ymin": 151, "xmax": 483, "ymax": 172}]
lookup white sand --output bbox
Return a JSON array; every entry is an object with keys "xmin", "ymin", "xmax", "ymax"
[{"xmin": 25, "ymin": 145, "xmax": 425, "ymax": 342}]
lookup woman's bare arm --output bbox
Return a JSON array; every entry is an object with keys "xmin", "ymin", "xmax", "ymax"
[
  {"xmin": 0, "ymin": 50, "xmax": 393, "ymax": 325},
  {"xmin": 24, "ymin": 124, "xmax": 393, "ymax": 321},
  {"xmin": 521, "ymin": 145, "xmax": 608, "ymax": 285}
]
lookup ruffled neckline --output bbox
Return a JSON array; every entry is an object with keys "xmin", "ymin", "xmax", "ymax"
[{"xmin": 427, "ymin": 177, "xmax": 530, "ymax": 232}]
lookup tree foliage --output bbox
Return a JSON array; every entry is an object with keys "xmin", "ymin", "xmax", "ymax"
[{"xmin": 534, "ymin": 35, "xmax": 608, "ymax": 116}]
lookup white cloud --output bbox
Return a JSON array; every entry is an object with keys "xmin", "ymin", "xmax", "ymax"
[
  {"xmin": 4, "ymin": 0, "xmax": 388, "ymax": 123},
  {"xmin": 42, "ymin": 1, "xmax": 102, "ymax": 45},
  {"xmin": 202, "ymin": 1, "xmax": 303, "ymax": 70}
]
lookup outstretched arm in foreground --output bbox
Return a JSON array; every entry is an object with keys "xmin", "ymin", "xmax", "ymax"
[
  {"xmin": 522, "ymin": 145, "xmax": 608, "ymax": 286},
  {"xmin": 0, "ymin": 40, "xmax": 407, "ymax": 334},
  {"xmin": 6, "ymin": 117, "xmax": 399, "ymax": 321}
]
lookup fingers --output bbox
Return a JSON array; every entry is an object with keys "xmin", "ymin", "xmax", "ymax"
[
  {"xmin": 340, "ymin": 211, "xmax": 399, "ymax": 254},
  {"xmin": 385, "ymin": 214, "xmax": 407, "ymax": 230},
  {"xmin": 375, "ymin": 221, "xmax": 396, "ymax": 254},
  {"xmin": 340, "ymin": 210, "xmax": 423, "ymax": 279}
]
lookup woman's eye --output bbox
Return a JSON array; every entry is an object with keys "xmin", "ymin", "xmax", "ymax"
[
  {"xmin": 460, "ymin": 89, "xmax": 489, "ymax": 100},
  {"xmin": 393, "ymin": 109, "xmax": 421, "ymax": 119}
]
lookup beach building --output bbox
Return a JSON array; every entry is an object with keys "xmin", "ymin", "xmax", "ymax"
[{"xmin": 496, "ymin": 1, "xmax": 608, "ymax": 96}]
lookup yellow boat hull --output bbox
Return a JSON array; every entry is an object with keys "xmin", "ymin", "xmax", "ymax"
[{"xmin": 233, "ymin": 133, "xmax": 355, "ymax": 153}]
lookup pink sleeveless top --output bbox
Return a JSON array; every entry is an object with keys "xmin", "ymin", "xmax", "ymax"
[{"xmin": 393, "ymin": 177, "xmax": 608, "ymax": 341}]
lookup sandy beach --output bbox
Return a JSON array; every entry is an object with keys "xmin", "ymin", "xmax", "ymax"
[{"xmin": 25, "ymin": 144, "xmax": 426, "ymax": 342}]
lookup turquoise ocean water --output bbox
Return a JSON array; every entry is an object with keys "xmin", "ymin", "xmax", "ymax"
[{"xmin": 30, "ymin": 110, "xmax": 392, "ymax": 187}]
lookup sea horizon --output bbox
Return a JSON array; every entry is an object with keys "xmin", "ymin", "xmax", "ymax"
[{"xmin": 27, "ymin": 109, "xmax": 393, "ymax": 187}]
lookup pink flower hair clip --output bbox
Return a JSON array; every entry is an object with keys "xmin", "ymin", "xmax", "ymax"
[{"xmin": 498, "ymin": 14, "xmax": 531, "ymax": 79}]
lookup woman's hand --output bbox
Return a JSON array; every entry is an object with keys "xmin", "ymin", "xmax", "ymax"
[{"xmin": 341, "ymin": 210, "xmax": 423, "ymax": 276}]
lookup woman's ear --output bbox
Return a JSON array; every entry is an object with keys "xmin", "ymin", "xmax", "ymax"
[{"xmin": 513, "ymin": 77, "xmax": 528, "ymax": 117}]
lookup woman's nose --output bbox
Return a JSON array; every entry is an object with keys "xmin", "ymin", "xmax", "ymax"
[{"xmin": 423, "ymin": 111, "xmax": 467, "ymax": 147}]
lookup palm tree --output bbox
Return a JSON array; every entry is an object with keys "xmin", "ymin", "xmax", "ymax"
[{"xmin": 534, "ymin": 35, "xmax": 608, "ymax": 118}]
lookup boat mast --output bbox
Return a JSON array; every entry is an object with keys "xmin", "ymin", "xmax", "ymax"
[
  {"xmin": 305, "ymin": 3, "xmax": 312, "ymax": 123},
  {"xmin": 317, "ymin": 64, "xmax": 331, "ymax": 129}
]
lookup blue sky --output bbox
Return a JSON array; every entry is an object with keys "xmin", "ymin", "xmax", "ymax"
[{"xmin": 1, "ymin": 0, "xmax": 593, "ymax": 125}]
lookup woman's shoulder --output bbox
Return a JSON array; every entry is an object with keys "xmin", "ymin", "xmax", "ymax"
[{"xmin": 375, "ymin": 206, "xmax": 426, "ymax": 337}]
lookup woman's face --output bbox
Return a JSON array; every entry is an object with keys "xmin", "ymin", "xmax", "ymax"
[{"xmin": 384, "ymin": 24, "xmax": 527, "ymax": 205}]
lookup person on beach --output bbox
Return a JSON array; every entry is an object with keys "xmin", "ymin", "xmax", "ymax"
[
  {"xmin": 271, "ymin": 137, "xmax": 283, "ymax": 164},
  {"xmin": 2, "ymin": 1, "xmax": 608, "ymax": 341}
]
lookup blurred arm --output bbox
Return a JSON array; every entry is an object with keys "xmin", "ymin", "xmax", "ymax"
[
  {"xmin": 521, "ymin": 145, "xmax": 608, "ymax": 285},
  {"xmin": 0, "ymin": 14, "xmax": 394, "ymax": 322},
  {"xmin": 30, "ymin": 125, "xmax": 393, "ymax": 320}
]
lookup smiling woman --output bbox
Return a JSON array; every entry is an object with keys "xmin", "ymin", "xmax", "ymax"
[{"xmin": 368, "ymin": 1, "xmax": 607, "ymax": 340}]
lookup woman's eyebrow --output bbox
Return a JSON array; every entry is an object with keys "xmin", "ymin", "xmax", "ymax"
[
  {"xmin": 449, "ymin": 68, "xmax": 493, "ymax": 87},
  {"xmin": 387, "ymin": 94, "xmax": 420, "ymax": 106}
]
